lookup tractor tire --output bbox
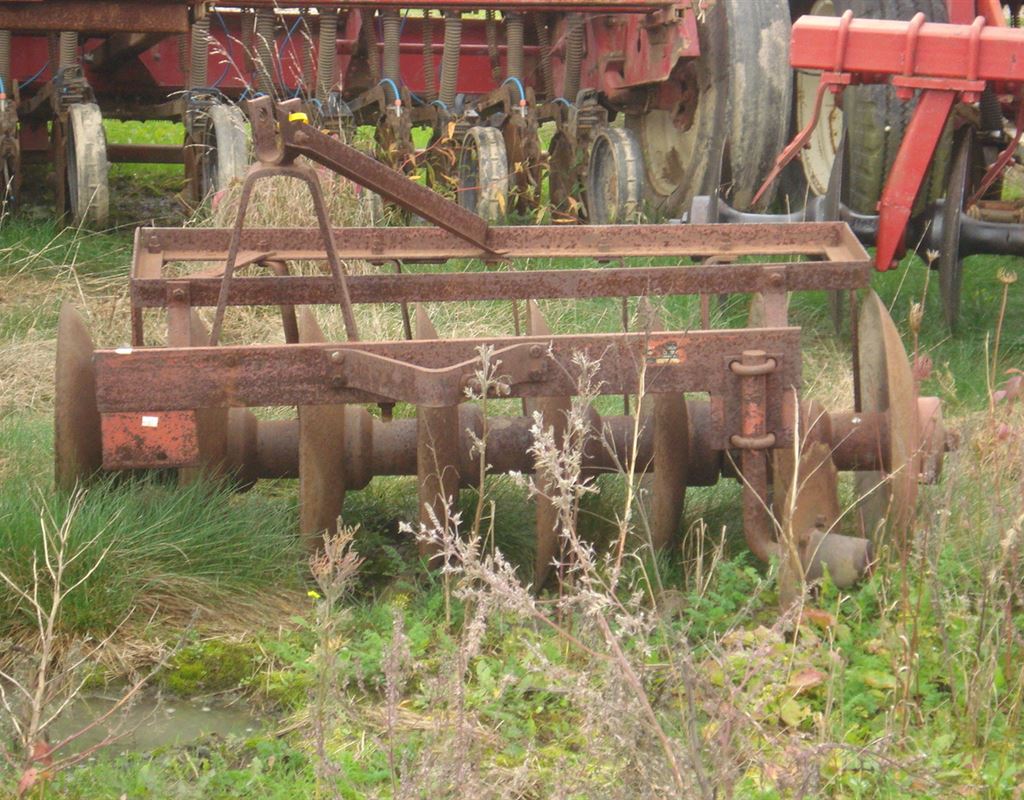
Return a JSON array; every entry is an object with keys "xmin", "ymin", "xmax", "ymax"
[
  {"xmin": 791, "ymin": 0, "xmax": 951, "ymax": 213},
  {"xmin": 626, "ymin": 0, "xmax": 791, "ymax": 216}
]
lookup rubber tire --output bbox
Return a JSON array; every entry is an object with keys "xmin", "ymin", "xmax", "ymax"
[
  {"xmin": 457, "ymin": 126, "xmax": 509, "ymax": 222},
  {"xmin": 66, "ymin": 103, "xmax": 109, "ymax": 227},
  {"xmin": 834, "ymin": 0, "xmax": 951, "ymax": 214},
  {"xmin": 200, "ymin": 104, "xmax": 250, "ymax": 198},
  {"xmin": 626, "ymin": 0, "xmax": 791, "ymax": 215},
  {"xmin": 586, "ymin": 127, "xmax": 644, "ymax": 224}
]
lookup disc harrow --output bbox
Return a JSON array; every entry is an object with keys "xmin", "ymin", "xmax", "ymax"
[{"xmin": 55, "ymin": 99, "xmax": 950, "ymax": 595}]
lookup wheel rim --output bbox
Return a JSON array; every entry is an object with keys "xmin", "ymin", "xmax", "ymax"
[{"xmin": 939, "ymin": 126, "xmax": 971, "ymax": 331}]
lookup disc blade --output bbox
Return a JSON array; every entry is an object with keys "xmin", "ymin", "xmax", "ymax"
[
  {"xmin": 180, "ymin": 311, "xmax": 231, "ymax": 484},
  {"xmin": 855, "ymin": 291, "xmax": 918, "ymax": 544},
  {"xmin": 54, "ymin": 304, "xmax": 102, "ymax": 490},
  {"xmin": 297, "ymin": 307, "xmax": 347, "ymax": 549},
  {"xmin": 415, "ymin": 307, "xmax": 461, "ymax": 560},
  {"xmin": 939, "ymin": 126, "xmax": 971, "ymax": 331},
  {"xmin": 637, "ymin": 299, "xmax": 688, "ymax": 550},
  {"xmin": 526, "ymin": 301, "xmax": 571, "ymax": 589}
]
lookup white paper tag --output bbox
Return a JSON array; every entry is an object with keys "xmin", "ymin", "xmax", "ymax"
[
  {"xmin": 141, "ymin": 415, "xmax": 159, "ymax": 428},
  {"xmin": 115, "ymin": 347, "xmax": 133, "ymax": 355}
]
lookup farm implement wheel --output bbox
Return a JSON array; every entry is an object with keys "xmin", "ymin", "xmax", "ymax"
[
  {"xmin": 191, "ymin": 104, "xmax": 250, "ymax": 201},
  {"xmin": 62, "ymin": 103, "xmax": 109, "ymax": 227},
  {"xmin": 586, "ymin": 128, "xmax": 643, "ymax": 224},
  {"xmin": 938, "ymin": 126, "xmax": 972, "ymax": 331},
  {"xmin": 626, "ymin": 0, "xmax": 791, "ymax": 216},
  {"xmin": 54, "ymin": 304, "xmax": 102, "ymax": 491},
  {"xmin": 458, "ymin": 126, "xmax": 509, "ymax": 221}
]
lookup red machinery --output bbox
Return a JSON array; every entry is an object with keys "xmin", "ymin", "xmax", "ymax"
[{"xmin": 0, "ymin": 0, "xmax": 807, "ymax": 227}]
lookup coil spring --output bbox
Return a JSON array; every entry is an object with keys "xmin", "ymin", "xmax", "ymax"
[
  {"xmin": 562, "ymin": 13, "xmax": 584, "ymax": 103},
  {"xmin": 316, "ymin": 10, "xmax": 339, "ymax": 102},
  {"xmin": 254, "ymin": 9, "xmax": 276, "ymax": 96},
  {"xmin": 439, "ymin": 11, "xmax": 461, "ymax": 108},
  {"xmin": 533, "ymin": 15, "xmax": 554, "ymax": 99},
  {"xmin": 240, "ymin": 11, "xmax": 253, "ymax": 75},
  {"xmin": 48, "ymin": 34, "xmax": 59, "ymax": 75},
  {"xmin": 59, "ymin": 31, "xmax": 78, "ymax": 69},
  {"xmin": 190, "ymin": 16, "xmax": 210, "ymax": 89},
  {"xmin": 360, "ymin": 10, "xmax": 380, "ymax": 83},
  {"xmin": 382, "ymin": 9, "xmax": 401, "ymax": 83},
  {"xmin": 422, "ymin": 11, "xmax": 437, "ymax": 101},
  {"xmin": 178, "ymin": 33, "xmax": 187, "ymax": 75},
  {"xmin": 300, "ymin": 12, "xmax": 314, "ymax": 96},
  {"xmin": 485, "ymin": 11, "xmax": 500, "ymax": 83},
  {"xmin": 0, "ymin": 30, "xmax": 10, "ymax": 90},
  {"xmin": 506, "ymin": 13, "xmax": 524, "ymax": 81}
]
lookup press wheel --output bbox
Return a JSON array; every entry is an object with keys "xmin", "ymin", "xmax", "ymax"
[
  {"xmin": 64, "ymin": 103, "xmax": 109, "ymax": 226},
  {"xmin": 54, "ymin": 304, "xmax": 102, "ymax": 490},
  {"xmin": 457, "ymin": 126, "xmax": 508, "ymax": 221},
  {"xmin": 586, "ymin": 127, "xmax": 643, "ymax": 224},
  {"xmin": 854, "ymin": 291, "xmax": 919, "ymax": 545},
  {"xmin": 194, "ymin": 104, "xmax": 250, "ymax": 201},
  {"xmin": 939, "ymin": 125, "xmax": 972, "ymax": 331}
]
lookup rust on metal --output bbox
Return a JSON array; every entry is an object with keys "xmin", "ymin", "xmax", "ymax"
[
  {"xmin": 101, "ymin": 410, "xmax": 199, "ymax": 469},
  {"xmin": 0, "ymin": 1, "xmax": 189, "ymax": 34},
  {"xmin": 133, "ymin": 221, "xmax": 868, "ymax": 265}
]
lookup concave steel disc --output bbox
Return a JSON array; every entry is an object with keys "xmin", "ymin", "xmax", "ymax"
[
  {"xmin": 297, "ymin": 308, "xmax": 347, "ymax": 550},
  {"xmin": 939, "ymin": 126, "xmax": 972, "ymax": 331},
  {"xmin": 54, "ymin": 303, "xmax": 102, "ymax": 491},
  {"xmin": 854, "ymin": 291, "xmax": 919, "ymax": 545}
]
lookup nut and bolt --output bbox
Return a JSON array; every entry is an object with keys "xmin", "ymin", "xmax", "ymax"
[{"xmin": 529, "ymin": 344, "xmax": 544, "ymax": 358}]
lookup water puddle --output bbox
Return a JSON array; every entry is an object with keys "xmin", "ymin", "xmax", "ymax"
[{"xmin": 48, "ymin": 690, "xmax": 271, "ymax": 755}]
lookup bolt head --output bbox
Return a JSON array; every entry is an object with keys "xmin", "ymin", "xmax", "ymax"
[
  {"xmin": 171, "ymin": 289, "xmax": 186, "ymax": 300},
  {"xmin": 529, "ymin": 344, "xmax": 544, "ymax": 358},
  {"xmin": 330, "ymin": 351, "xmax": 343, "ymax": 363}
]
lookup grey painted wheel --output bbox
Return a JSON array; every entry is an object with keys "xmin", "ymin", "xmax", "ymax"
[
  {"xmin": 199, "ymin": 104, "xmax": 250, "ymax": 198},
  {"xmin": 65, "ymin": 103, "xmax": 109, "ymax": 226},
  {"xmin": 586, "ymin": 127, "xmax": 644, "ymax": 224}
]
